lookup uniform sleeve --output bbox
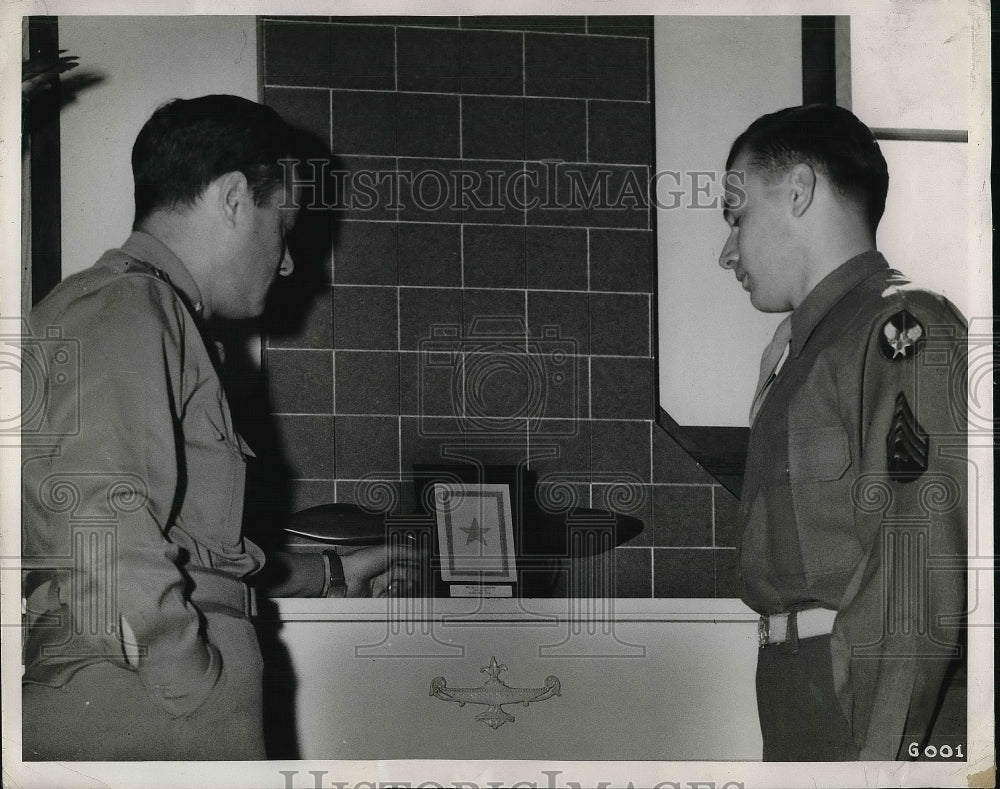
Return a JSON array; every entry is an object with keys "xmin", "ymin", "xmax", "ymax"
[
  {"xmin": 38, "ymin": 277, "xmax": 224, "ymax": 717},
  {"xmin": 831, "ymin": 296, "xmax": 967, "ymax": 759},
  {"xmin": 252, "ymin": 550, "xmax": 327, "ymax": 597}
]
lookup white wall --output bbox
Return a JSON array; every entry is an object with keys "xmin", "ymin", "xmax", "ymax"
[
  {"xmin": 654, "ymin": 16, "xmax": 801, "ymax": 427},
  {"xmin": 850, "ymin": 4, "xmax": 975, "ymax": 320},
  {"xmin": 59, "ymin": 16, "xmax": 258, "ymax": 277}
]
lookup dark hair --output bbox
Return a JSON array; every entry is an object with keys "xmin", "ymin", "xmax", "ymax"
[
  {"xmin": 132, "ymin": 95, "xmax": 294, "ymax": 226},
  {"xmin": 726, "ymin": 104, "xmax": 889, "ymax": 230}
]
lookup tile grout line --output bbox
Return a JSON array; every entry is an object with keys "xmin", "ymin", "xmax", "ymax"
[
  {"xmin": 612, "ymin": 545, "xmax": 725, "ymax": 552},
  {"xmin": 326, "ymin": 282, "xmax": 656, "ymax": 298},
  {"xmin": 711, "ymin": 484, "xmax": 717, "ymax": 548},
  {"xmin": 587, "ymin": 355, "xmax": 593, "ymax": 420},
  {"xmin": 395, "ymin": 285, "xmax": 402, "ymax": 353},
  {"xmin": 328, "ymin": 88, "xmax": 335, "ymax": 187},
  {"xmin": 266, "ymin": 16, "xmax": 651, "ymax": 41},
  {"xmin": 459, "ymin": 224, "xmax": 465, "ymax": 288},
  {"xmin": 645, "ymin": 29, "xmax": 651, "ymax": 104},
  {"xmin": 338, "ymin": 153, "xmax": 649, "ymax": 167},
  {"xmin": 264, "ymin": 83, "xmax": 651, "ymax": 106},
  {"xmin": 523, "ymin": 286, "xmax": 529, "ymax": 354},
  {"xmin": 521, "ymin": 31, "xmax": 528, "ymax": 233},
  {"xmin": 521, "ymin": 30, "xmax": 527, "ymax": 99},
  {"xmin": 397, "ymin": 411, "xmax": 403, "ymax": 482},
  {"xmin": 270, "ymin": 348, "xmax": 655, "ymax": 361},
  {"xmin": 647, "ymin": 294, "xmax": 652, "ymax": 357},
  {"xmin": 649, "ymin": 546, "xmax": 655, "ymax": 595},
  {"xmin": 296, "ymin": 477, "xmax": 714, "ymax": 492},
  {"xmin": 333, "ymin": 217, "xmax": 653, "ymax": 232},
  {"xmin": 648, "ymin": 418, "xmax": 654, "ymax": 491},
  {"xmin": 277, "ymin": 415, "xmax": 709, "ymax": 439}
]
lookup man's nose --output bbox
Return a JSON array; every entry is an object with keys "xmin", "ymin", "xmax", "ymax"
[
  {"xmin": 718, "ymin": 230, "xmax": 738, "ymax": 270},
  {"xmin": 279, "ymin": 247, "xmax": 295, "ymax": 277}
]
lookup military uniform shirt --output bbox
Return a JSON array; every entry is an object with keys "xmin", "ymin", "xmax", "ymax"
[
  {"xmin": 22, "ymin": 231, "xmax": 274, "ymax": 717},
  {"xmin": 738, "ymin": 250, "xmax": 967, "ymax": 758}
]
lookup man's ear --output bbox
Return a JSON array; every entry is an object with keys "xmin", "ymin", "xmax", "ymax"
[
  {"xmin": 215, "ymin": 171, "xmax": 251, "ymax": 228},
  {"xmin": 788, "ymin": 162, "xmax": 816, "ymax": 218}
]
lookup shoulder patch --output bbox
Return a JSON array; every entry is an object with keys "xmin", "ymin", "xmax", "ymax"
[{"xmin": 879, "ymin": 310, "xmax": 924, "ymax": 360}]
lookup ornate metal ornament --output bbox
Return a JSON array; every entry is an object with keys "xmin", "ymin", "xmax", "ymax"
[{"xmin": 429, "ymin": 656, "xmax": 561, "ymax": 729}]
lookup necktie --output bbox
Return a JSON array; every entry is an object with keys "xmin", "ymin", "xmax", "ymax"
[{"xmin": 749, "ymin": 314, "xmax": 793, "ymax": 424}]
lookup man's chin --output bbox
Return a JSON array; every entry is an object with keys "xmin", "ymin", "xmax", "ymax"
[
  {"xmin": 748, "ymin": 292, "xmax": 785, "ymax": 313},
  {"xmin": 217, "ymin": 303, "xmax": 267, "ymax": 322}
]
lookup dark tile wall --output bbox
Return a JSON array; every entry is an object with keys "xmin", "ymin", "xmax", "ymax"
[{"xmin": 260, "ymin": 15, "xmax": 739, "ymax": 598}]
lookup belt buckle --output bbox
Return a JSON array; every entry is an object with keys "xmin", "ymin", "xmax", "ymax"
[
  {"xmin": 758, "ymin": 616, "xmax": 769, "ymax": 648},
  {"xmin": 246, "ymin": 585, "xmax": 258, "ymax": 618}
]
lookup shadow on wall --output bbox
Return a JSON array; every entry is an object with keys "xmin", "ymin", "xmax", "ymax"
[
  {"xmin": 208, "ymin": 121, "xmax": 339, "ymax": 760},
  {"xmin": 217, "ymin": 122, "xmax": 338, "ymax": 545}
]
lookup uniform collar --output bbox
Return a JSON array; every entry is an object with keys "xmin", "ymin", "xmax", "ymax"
[
  {"xmin": 120, "ymin": 230, "xmax": 206, "ymax": 316},
  {"xmin": 790, "ymin": 250, "xmax": 889, "ymax": 357}
]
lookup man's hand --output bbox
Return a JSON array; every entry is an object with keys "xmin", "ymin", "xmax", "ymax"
[
  {"xmin": 337, "ymin": 542, "xmax": 423, "ymax": 598},
  {"xmin": 22, "ymin": 51, "xmax": 79, "ymax": 97}
]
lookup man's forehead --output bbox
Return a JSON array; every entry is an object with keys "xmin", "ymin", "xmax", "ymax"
[
  {"xmin": 725, "ymin": 151, "xmax": 755, "ymax": 181},
  {"xmin": 722, "ymin": 168, "xmax": 748, "ymax": 213}
]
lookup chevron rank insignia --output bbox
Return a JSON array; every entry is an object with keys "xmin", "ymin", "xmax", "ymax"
[
  {"xmin": 886, "ymin": 391, "xmax": 929, "ymax": 481},
  {"xmin": 879, "ymin": 310, "xmax": 924, "ymax": 360}
]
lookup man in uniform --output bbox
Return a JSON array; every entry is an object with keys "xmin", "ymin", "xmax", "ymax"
[
  {"xmin": 719, "ymin": 104, "xmax": 967, "ymax": 760},
  {"xmin": 21, "ymin": 95, "xmax": 412, "ymax": 760}
]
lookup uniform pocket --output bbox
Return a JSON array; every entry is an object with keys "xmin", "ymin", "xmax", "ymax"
[
  {"xmin": 789, "ymin": 426, "xmax": 851, "ymax": 482},
  {"xmin": 177, "ymin": 408, "xmax": 246, "ymax": 551},
  {"xmin": 787, "ymin": 426, "xmax": 862, "ymax": 584}
]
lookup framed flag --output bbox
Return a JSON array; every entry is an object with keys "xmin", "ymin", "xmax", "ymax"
[{"xmin": 433, "ymin": 483, "xmax": 517, "ymax": 584}]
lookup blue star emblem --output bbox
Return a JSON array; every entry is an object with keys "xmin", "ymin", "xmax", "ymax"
[{"xmin": 461, "ymin": 517, "xmax": 491, "ymax": 546}]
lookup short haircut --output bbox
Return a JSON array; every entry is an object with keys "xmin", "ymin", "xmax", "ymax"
[
  {"xmin": 726, "ymin": 104, "xmax": 889, "ymax": 230},
  {"xmin": 132, "ymin": 94, "xmax": 294, "ymax": 226}
]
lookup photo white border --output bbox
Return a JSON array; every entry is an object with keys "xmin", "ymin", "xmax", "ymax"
[{"xmin": 0, "ymin": 1, "xmax": 992, "ymax": 788}]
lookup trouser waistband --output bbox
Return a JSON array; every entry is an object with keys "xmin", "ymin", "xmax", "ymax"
[
  {"xmin": 187, "ymin": 565, "xmax": 256, "ymax": 618},
  {"xmin": 22, "ymin": 565, "xmax": 256, "ymax": 622}
]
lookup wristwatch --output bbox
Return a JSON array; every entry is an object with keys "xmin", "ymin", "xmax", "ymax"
[{"xmin": 321, "ymin": 550, "xmax": 346, "ymax": 597}]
